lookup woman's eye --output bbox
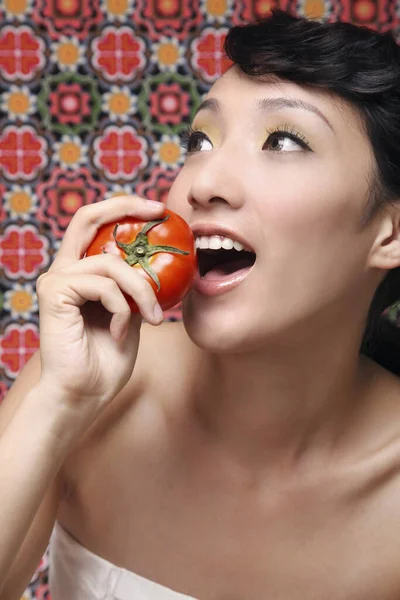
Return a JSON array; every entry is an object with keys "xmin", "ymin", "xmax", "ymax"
[
  {"xmin": 179, "ymin": 128, "xmax": 311, "ymax": 154},
  {"xmin": 180, "ymin": 130, "xmax": 213, "ymax": 154},
  {"xmin": 263, "ymin": 131, "xmax": 311, "ymax": 152}
]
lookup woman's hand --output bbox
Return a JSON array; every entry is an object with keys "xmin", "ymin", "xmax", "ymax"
[{"xmin": 36, "ymin": 196, "xmax": 165, "ymax": 420}]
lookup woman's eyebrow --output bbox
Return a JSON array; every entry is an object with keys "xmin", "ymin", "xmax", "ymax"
[
  {"xmin": 258, "ymin": 97, "xmax": 335, "ymax": 133},
  {"xmin": 194, "ymin": 96, "xmax": 335, "ymax": 134}
]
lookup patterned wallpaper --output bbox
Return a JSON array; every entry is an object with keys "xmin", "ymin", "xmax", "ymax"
[{"xmin": 0, "ymin": 1, "xmax": 399, "ymax": 594}]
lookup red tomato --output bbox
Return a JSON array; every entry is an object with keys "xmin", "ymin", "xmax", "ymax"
[{"xmin": 85, "ymin": 207, "xmax": 197, "ymax": 312}]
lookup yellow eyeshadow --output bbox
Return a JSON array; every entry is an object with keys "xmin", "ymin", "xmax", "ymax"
[{"xmin": 192, "ymin": 124, "xmax": 219, "ymax": 142}]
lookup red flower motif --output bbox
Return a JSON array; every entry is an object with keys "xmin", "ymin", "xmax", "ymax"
[
  {"xmin": 134, "ymin": 0, "xmax": 202, "ymax": 41},
  {"xmin": 149, "ymin": 82, "xmax": 190, "ymax": 126},
  {"xmin": 31, "ymin": 0, "xmax": 102, "ymax": 40},
  {"xmin": 232, "ymin": 0, "xmax": 281, "ymax": 24},
  {"xmin": 191, "ymin": 28, "xmax": 233, "ymax": 83},
  {"xmin": 93, "ymin": 126, "xmax": 148, "ymax": 180},
  {"xmin": 351, "ymin": 0, "xmax": 378, "ymax": 24},
  {"xmin": 0, "ymin": 323, "xmax": 40, "ymax": 379},
  {"xmin": 0, "ymin": 224, "xmax": 50, "ymax": 278},
  {"xmin": 0, "ymin": 26, "xmax": 46, "ymax": 81},
  {"xmin": 36, "ymin": 168, "xmax": 107, "ymax": 239},
  {"xmin": 0, "ymin": 125, "xmax": 48, "ymax": 181},
  {"xmin": 49, "ymin": 82, "xmax": 91, "ymax": 125},
  {"xmin": 91, "ymin": 27, "xmax": 146, "ymax": 82},
  {"xmin": 136, "ymin": 165, "xmax": 176, "ymax": 204}
]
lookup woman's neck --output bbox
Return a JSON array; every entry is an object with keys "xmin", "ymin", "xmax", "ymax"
[{"xmin": 187, "ymin": 324, "xmax": 371, "ymax": 478}]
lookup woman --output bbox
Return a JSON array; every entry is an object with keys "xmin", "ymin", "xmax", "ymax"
[{"xmin": 2, "ymin": 9, "xmax": 400, "ymax": 599}]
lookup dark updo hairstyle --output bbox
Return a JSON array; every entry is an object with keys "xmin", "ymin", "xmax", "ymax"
[{"xmin": 224, "ymin": 10, "xmax": 400, "ymax": 375}]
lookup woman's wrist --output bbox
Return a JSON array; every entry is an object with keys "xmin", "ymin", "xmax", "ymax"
[{"xmin": 14, "ymin": 381, "xmax": 90, "ymax": 453}]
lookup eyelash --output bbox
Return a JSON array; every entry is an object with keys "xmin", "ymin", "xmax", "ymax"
[
  {"xmin": 179, "ymin": 126, "xmax": 203, "ymax": 152},
  {"xmin": 179, "ymin": 124, "xmax": 312, "ymax": 153},
  {"xmin": 264, "ymin": 124, "xmax": 311, "ymax": 150}
]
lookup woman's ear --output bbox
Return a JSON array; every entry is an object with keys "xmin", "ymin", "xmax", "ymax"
[{"xmin": 368, "ymin": 207, "xmax": 400, "ymax": 269}]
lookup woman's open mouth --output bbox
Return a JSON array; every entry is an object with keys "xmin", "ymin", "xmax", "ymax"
[
  {"xmin": 192, "ymin": 246, "xmax": 257, "ymax": 296},
  {"xmin": 198, "ymin": 247, "xmax": 256, "ymax": 278}
]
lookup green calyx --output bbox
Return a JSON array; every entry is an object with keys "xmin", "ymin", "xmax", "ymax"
[{"xmin": 110, "ymin": 215, "xmax": 189, "ymax": 291}]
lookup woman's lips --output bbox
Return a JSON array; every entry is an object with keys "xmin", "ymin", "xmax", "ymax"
[{"xmin": 191, "ymin": 264, "xmax": 254, "ymax": 297}]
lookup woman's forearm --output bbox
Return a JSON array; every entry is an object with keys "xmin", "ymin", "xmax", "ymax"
[{"xmin": 0, "ymin": 382, "xmax": 82, "ymax": 585}]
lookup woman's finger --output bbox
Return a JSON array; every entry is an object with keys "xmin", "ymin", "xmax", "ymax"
[
  {"xmin": 39, "ymin": 253, "xmax": 163, "ymax": 326},
  {"xmin": 38, "ymin": 272, "xmax": 134, "ymax": 341}
]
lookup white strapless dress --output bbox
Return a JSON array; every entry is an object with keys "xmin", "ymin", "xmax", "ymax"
[{"xmin": 49, "ymin": 521, "xmax": 198, "ymax": 600}]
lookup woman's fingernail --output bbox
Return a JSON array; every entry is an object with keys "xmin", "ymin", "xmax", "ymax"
[
  {"xmin": 153, "ymin": 303, "xmax": 163, "ymax": 323},
  {"xmin": 147, "ymin": 200, "xmax": 163, "ymax": 208}
]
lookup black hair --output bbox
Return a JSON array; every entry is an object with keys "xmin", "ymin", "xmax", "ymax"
[{"xmin": 224, "ymin": 9, "xmax": 400, "ymax": 374}]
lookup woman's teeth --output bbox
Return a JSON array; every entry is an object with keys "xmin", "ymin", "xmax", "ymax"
[{"xmin": 195, "ymin": 235, "xmax": 245, "ymax": 251}]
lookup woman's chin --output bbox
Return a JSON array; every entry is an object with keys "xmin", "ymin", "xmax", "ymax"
[{"xmin": 181, "ymin": 293, "xmax": 266, "ymax": 354}]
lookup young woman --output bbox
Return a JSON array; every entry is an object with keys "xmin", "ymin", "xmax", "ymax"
[{"xmin": 2, "ymin": 9, "xmax": 400, "ymax": 600}]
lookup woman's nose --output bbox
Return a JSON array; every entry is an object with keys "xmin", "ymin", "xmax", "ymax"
[{"xmin": 187, "ymin": 152, "xmax": 244, "ymax": 211}]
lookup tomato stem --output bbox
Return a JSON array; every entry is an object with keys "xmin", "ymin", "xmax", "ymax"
[{"xmin": 112, "ymin": 215, "xmax": 189, "ymax": 291}]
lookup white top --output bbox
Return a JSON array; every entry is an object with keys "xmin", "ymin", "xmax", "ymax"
[{"xmin": 49, "ymin": 521, "xmax": 198, "ymax": 600}]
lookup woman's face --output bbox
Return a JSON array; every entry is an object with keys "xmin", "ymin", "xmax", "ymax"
[{"xmin": 166, "ymin": 66, "xmax": 380, "ymax": 352}]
